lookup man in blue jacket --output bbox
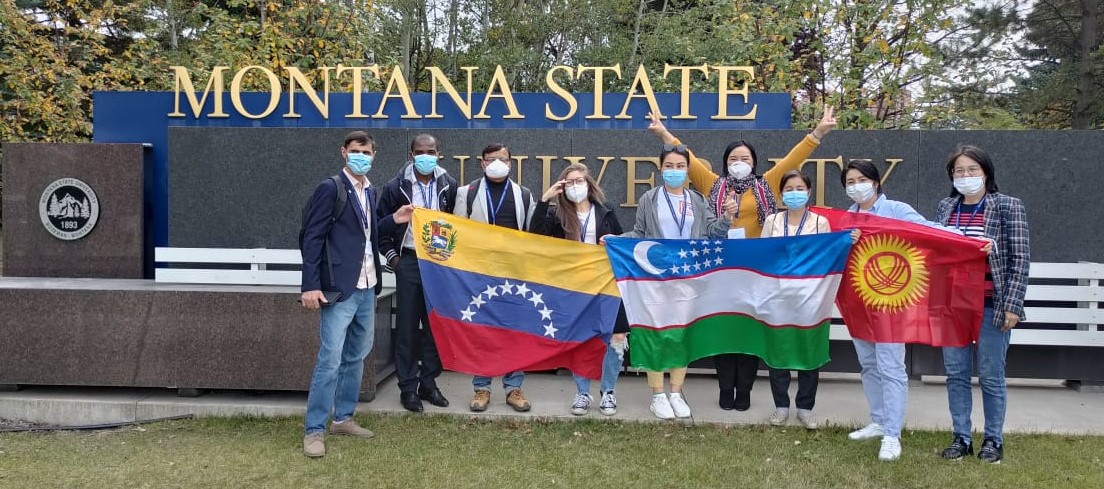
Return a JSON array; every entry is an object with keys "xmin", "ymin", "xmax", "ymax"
[{"xmin": 299, "ymin": 130, "xmax": 412, "ymax": 458}]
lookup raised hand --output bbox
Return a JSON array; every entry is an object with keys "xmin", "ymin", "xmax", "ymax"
[
  {"xmin": 812, "ymin": 106, "xmax": 838, "ymax": 140},
  {"xmin": 723, "ymin": 190, "xmax": 738, "ymax": 219},
  {"xmin": 646, "ymin": 111, "xmax": 675, "ymax": 144},
  {"xmin": 541, "ymin": 179, "xmax": 567, "ymax": 203}
]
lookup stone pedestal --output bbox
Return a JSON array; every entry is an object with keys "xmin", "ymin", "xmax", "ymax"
[{"xmin": 2, "ymin": 143, "xmax": 144, "ymax": 278}]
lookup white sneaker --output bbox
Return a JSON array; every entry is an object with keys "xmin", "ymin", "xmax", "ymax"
[
  {"xmin": 768, "ymin": 408, "xmax": 790, "ymax": 426},
  {"xmin": 570, "ymin": 393, "xmax": 591, "ymax": 416},
  {"xmin": 649, "ymin": 393, "xmax": 675, "ymax": 420},
  {"xmin": 598, "ymin": 391, "xmax": 617, "ymax": 416},
  {"xmin": 878, "ymin": 436, "xmax": 902, "ymax": 461},
  {"xmin": 668, "ymin": 392, "xmax": 692, "ymax": 418},
  {"xmin": 848, "ymin": 422, "xmax": 885, "ymax": 440},
  {"xmin": 797, "ymin": 409, "xmax": 818, "ymax": 430}
]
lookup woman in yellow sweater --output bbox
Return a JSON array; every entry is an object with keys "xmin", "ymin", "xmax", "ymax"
[{"xmin": 645, "ymin": 108, "xmax": 837, "ymax": 411}]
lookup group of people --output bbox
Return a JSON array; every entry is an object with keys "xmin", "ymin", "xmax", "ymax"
[{"xmin": 297, "ymin": 115, "xmax": 1030, "ymax": 464}]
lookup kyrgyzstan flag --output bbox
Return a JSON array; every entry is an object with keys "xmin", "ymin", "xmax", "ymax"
[{"xmin": 814, "ymin": 207, "xmax": 988, "ymax": 347}]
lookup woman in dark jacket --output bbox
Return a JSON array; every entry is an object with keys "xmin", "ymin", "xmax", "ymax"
[{"xmin": 531, "ymin": 162, "xmax": 629, "ymax": 416}]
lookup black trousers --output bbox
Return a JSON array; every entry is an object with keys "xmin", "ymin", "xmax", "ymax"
[
  {"xmin": 714, "ymin": 353, "xmax": 759, "ymax": 394},
  {"xmin": 393, "ymin": 252, "xmax": 443, "ymax": 394},
  {"xmin": 768, "ymin": 368, "xmax": 819, "ymax": 410}
]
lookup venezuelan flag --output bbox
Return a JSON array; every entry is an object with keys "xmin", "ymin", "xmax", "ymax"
[{"xmin": 411, "ymin": 209, "xmax": 621, "ymax": 379}]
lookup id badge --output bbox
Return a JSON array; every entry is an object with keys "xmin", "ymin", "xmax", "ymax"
[{"xmin": 727, "ymin": 228, "xmax": 746, "ymax": 240}]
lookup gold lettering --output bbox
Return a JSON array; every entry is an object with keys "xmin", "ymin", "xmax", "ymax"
[
  {"xmin": 284, "ymin": 67, "xmax": 334, "ymax": 118},
  {"xmin": 230, "ymin": 66, "xmax": 281, "ymax": 119},
  {"xmin": 426, "ymin": 66, "xmax": 477, "ymax": 119},
  {"xmin": 577, "ymin": 64, "xmax": 622, "ymax": 120},
  {"xmin": 374, "ymin": 65, "xmax": 420, "ymax": 119},
  {"xmin": 622, "ymin": 156, "xmax": 659, "ymax": 208},
  {"xmin": 336, "ymin": 64, "xmax": 381, "ymax": 118},
  {"xmin": 797, "ymin": 157, "xmax": 845, "ymax": 207},
  {"xmin": 168, "ymin": 66, "xmax": 229, "ymax": 118},
  {"xmin": 454, "ymin": 155, "xmax": 471, "ymax": 184},
  {"xmin": 592, "ymin": 156, "xmax": 616, "ymax": 185},
  {"xmin": 513, "ymin": 155, "xmax": 529, "ymax": 181},
  {"xmin": 663, "ymin": 64, "xmax": 709, "ymax": 120},
  {"xmin": 711, "ymin": 66, "xmax": 758, "ymax": 120},
  {"xmin": 615, "ymin": 65, "xmax": 662, "ymax": 120},
  {"xmin": 544, "ymin": 65, "xmax": 577, "ymax": 121},
  {"xmin": 881, "ymin": 158, "xmax": 903, "ymax": 184},
  {"xmin": 536, "ymin": 156, "xmax": 559, "ymax": 193},
  {"xmin": 476, "ymin": 65, "xmax": 524, "ymax": 119}
]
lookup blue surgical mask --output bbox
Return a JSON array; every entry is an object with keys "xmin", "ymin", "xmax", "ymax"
[
  {"xmin": 413, "ymin": 154, "xmax": 438, "ymax": 175},
  {"xmin": 347, "ymin": 152, "xmax": 373, "ymax": 175},
  {"xmin": 782, "ymin": 190, "xmax": 809, "ymax": 209},
  {"xmin": 662, "ymin": 169, "xmax": 687, "ymax": 188}
]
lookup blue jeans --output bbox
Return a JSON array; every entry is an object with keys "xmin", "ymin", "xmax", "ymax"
[
  {"xmin": 853, "ymin": 339, "xmax": 908, "ymax": 438},
  {"xmin": 943, "ymin": 306, "xmax": 1010, "ymax": 445},
  {"xmin": 473, "ymin": 371, "xmax": 524, "ymax": 393},
  {"xmin": 304, "ymin": 289, "xmax": 376, "ymax": 435},
  {"xmin": 573, "ymin": 344, "xmax": 623, "ymax": 394}
]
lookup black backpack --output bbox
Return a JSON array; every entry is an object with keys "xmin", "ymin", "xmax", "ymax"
[
  {"xmin": 465, "ymin": 179, "xmax": 531, "ymax": 228},
  {"xmin": 299, "ymin": 175, "xmax": 348, "ymax": 288}
]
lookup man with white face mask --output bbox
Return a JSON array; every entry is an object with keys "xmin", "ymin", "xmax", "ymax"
[{"xmin": 453, "ymin": 143, "xmax": 538, "ymax": 413}]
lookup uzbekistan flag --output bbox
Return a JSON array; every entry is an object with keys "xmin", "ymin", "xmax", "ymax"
[
  {"xmin": 411, "ymin": 209, "xmax": 621, "ymax": 379},
  {"xmin": 605, "ymin": 232, "xmax": 853, "ymax": 371},
  {"xmin": 815, "ymin": 207, "xmax": 987, "ymax": 347}
]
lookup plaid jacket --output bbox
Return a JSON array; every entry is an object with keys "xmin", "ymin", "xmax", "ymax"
[{"xmin": 936, "ymin": 192, "xmax": 1030, "ymax": 323}]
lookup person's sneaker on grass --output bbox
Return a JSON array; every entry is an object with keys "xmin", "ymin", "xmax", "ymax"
[
  {"xmin": 649, "ymin": 393, "xmax": 675, "ymax": 420},
  {"xmin": 768, "ymin": 408, "xmax": 789, "ymax": 426},
  {"xmin": 570, "ymin": 393, "xmax": 592, "ymax": 416},
  {"xmin": 941, "ymin": 435, "xmax": 973, "ymax": 460},
  {"xmin": 878, "ymin": 436, "xmax": 902, "ymax": 461},
  {"xmin": 848, "ymin": 422, "xmax": 884, "ymax": 440},
  {"xmin": 330, "ymin": 418, "xmax": 374, "ymax": 437},
  {"xmin": 302, "ymin": 433, "xmax": 325, "ymax": 458},
  {"xmin": 797, "ymin": 409, "xmax": 818, "ymax": 430},
  {"xmin": 598, "ymin": 391, "xmax": 617, "ymax": 416},
  {"xmin": 977, "ymin": 439, "xmax": 1003, "ymax": 464}
]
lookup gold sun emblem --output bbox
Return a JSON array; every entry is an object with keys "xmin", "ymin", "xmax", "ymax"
[{"xmin": 848, "ymin": 234, "xmax": 929, "ymax": 311}]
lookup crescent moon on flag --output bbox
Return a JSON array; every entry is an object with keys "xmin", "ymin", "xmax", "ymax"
[{"xmin": 632, "ymin": 241, "xmax": 665, "ymax": 275}]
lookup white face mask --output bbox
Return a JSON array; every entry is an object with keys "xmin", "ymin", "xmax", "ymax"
[
  {"xmin": 565, "ymin": 184, "xmax": 588, "ymax": 204},
  {"xmin": 728, "ymin": 161, "xmax": 752, "ymax": 180},
  {"xmin": 846, "ymin": 182, "xmax": 876, "ymax": 204},
  {"xmin": 953, "ymin": 176, "xmax": 985, "ymax": 196},
  {"xmin": 484, "ymin": 159, "xmax": 510, "ymax": 179}
]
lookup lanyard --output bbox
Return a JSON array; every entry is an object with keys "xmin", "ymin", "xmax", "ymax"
[
  {"xmin": 784, "ymin": 209, "xmax": 810, "ymax": 237},
  {"xmin": 578, "ymin": 207, "xmax": 594, "ymax": 243},
  {"xmin": 349, "ymin": 186, "xmax": 371, "ymax": 230},
  {"xmin": 416, "ymin": 179, "xmax": 435, "ymax": 209},
  {"xmin": 662, "ymin": 187, "xmax": 688, "ymax": 238},
  {"xmin": 485, "ymin": 179, "xmax": 510, "ymax": 225},
  {"xmin": 954, "ymin": 199, "xmax": 984, "ymax": 230}
]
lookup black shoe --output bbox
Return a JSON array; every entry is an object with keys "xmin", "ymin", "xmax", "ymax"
[
  {"xmin": 418, "ymin": 387, "xmax": 450, "ymax": 408},
  {"xmin": 400, "ymin": 392, "xmax": 424, "ymax": 412},
  {"xmin": 977, "ymin": 439, "xmax": 1003, "ymax": 464},
  {"xmin": 941, "ymin": 435, "xmax": 973, "ymax": 460},
  {"xmin": 718, "ymin": 389, "xmax": 735, "ymax": 410},
  {"xmin": 733, "ymin": 390, "xmax": 751, "ymax": 411}
]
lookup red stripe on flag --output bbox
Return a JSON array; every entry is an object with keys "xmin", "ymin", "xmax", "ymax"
[{"xmin": 427, "ymin": 310, "xmax": 608, "ymax": 380}]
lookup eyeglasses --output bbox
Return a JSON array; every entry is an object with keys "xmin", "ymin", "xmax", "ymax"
[
  {"xmin": 662, "ymin": 143, "xmax": 687, "ymax": 152},
  {"xmin": 952, "ymin": 166, "xmax": 983, "ymax": 177},
  {"xmin": 565, "ymin": 177, "xmax": 587, "ymax": 186}
]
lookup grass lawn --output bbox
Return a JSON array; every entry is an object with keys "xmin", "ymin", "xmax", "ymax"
[{"xmin": 1, "ymin": 414, "xmax": 1102, "ymax": 489}]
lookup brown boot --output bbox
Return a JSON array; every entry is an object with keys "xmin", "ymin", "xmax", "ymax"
[
  {"xmin": 470, "ymin": 390, "xmax": 491, "ymax": 412},
  {"xmin": 303, "ymin": 433, "xmax": 325, "ymax": 458},
  {"xmin": 506, "ymin": 389, "xmax": 531, "ymax": 412},
  {"xmin": 329, "ymin": 419, "xmax": 374, "ymax": 438}
]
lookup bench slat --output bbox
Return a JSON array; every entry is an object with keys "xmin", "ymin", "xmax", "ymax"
[
  {"xmin": 155, "ymin": 269, "xmax": 301, "ymax": 286},
  {"xmin": 1024, "ymin": 285, "xmax": 1099, "ymax": 302},
  {"xmin": 1029, "ymin": 262, "xmax": 1104, "ymax": 279},
  {"xmin": 156, "ymin": 248, "xmax": 302, "ymax": 265}
]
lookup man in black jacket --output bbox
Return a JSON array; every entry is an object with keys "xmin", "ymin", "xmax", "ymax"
[{"xmin": 376, "ymin": 134, "xmax": 459, "ymax": 412}]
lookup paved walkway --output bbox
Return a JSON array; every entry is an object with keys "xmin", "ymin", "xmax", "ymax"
[{"xmin": 2, "ymin": 371, "xmax": 1101, "ymax": 436}]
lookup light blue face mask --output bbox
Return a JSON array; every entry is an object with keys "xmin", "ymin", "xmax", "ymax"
[
  {"xmin": 347, "ymin": 152, "xmax": 373, "ymax": 175},
  {"xmin": 782, "ymin": 190, "xmax": 810, "ymax": 209},
  {"xmin": 413, "ymin": 154, "xmax": 438, "ymax": 175},
  {"xmin": 662, "ymin": 169, "xmax": 687, "ymax": 187}
]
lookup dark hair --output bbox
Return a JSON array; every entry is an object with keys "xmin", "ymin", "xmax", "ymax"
[
  {"xmin": 659, "ymin": 146, "xmax": 691, "ymax": 166},
  {"xmin": 778, "ymin": 170, "xmax": 812, "ymax": 194},
  {"xmin": 481, "ymin": 143, "xmax": 510, "ymax": 160},
  {"xmin": 945, "ymin": 145, "xmax": 999, "ymax": 197},
  {"xmin": 344, "ymin": 131, "xmax": 374, "ymax": 150},
  {"xmin": 840, "ymin": 160, "xmax": 883, "ymax": 194},
  {"xmin": 721, "ymin": 140, "xmax": 758, "ymax": 176},
  {"xmin": 410, "ymin": 133, "xmax": 439, "ymax": 152}
]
